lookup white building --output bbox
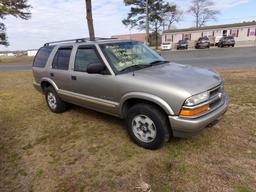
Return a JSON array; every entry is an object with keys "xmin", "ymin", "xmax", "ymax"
[
  {"xmin": 27, "ymin": 49, "xmax": 38, "ymax": 57},
  {"xmin": 162, "ymin": 21, "xmax": 256, "ymax": 48}
]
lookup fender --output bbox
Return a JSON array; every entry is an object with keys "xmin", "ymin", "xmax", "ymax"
[
  {"xmin": 119, "ymin": 92, "xmax": 174, "ymax": 116},
  {"xmin": 40, "ymin": 77, "xmax": 59, "ymax": 91}
]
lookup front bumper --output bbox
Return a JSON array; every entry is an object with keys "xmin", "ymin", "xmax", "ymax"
[{"xmin": 169, "ymin": 94, "xmax": 229, "ymax": 138}]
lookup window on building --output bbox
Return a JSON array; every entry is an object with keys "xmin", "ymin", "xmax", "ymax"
[
  {"xmin": 230, "ymin": 29, "xmax": 239, "ymax": 37},
  {"xmin": 184, "ymin": 33, "xmax": 191, "ymax": 40},
  {"xmin": 52, "ymin": 47, "xmax": 72, "ymax": 70},
  {"xmin": 165, "ymin": 34, "xmax": 173, "ymax": 42},
  {"xmin": 223, "ymin": 30, "xmax": 227, "ymax": 36},
  {"xmin": 247, "ymin": 27, "xmax": 256, "ymax": 36}
]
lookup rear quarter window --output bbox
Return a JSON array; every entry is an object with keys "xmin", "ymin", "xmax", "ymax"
[{"xmin": 33, "ymin": 46, "xmax": 54, "ymax": 68}]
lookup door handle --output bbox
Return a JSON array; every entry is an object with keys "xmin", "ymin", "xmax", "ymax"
[
  {"xmin": 71, "ymin": 76, "xmax": 77, "ymax": 80},
  {"xmin": 50, "ymin": 72, "xmax": 54, "ymax": 77}
]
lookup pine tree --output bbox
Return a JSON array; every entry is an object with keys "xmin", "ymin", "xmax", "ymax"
[{"xmin": 0, "ymin": 0, "xmax": 31, "ymax": 46}]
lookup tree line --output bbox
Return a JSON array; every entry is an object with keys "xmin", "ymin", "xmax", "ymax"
[{"xmin": 0, "ymin": 0, "xmax": 219, "ymax": 46}]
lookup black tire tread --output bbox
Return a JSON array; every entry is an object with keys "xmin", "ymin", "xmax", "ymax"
[
  {"xmin": 45, "ymin": 86, "xmax": 67, "ymax": 113},
  {"xmin": 126, "ymin": 103, "xmax": 170, "ymax": 150}
]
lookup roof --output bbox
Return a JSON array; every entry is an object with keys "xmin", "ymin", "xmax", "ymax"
[
  {"xmin": 163, "ymin": 21, "xmax": 256, "ymax": 34},
  {"xmin": 43, "ymin": 38, "xmax": 138, "ymax": 47}
]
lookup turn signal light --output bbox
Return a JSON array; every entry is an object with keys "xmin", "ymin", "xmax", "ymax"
[{"xmin": 180, "ymin": 105, "xmax": 209, "ymax": 117}]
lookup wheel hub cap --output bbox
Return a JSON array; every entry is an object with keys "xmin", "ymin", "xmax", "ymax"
[
  {"xmin": 132, "ymin": 115, "xmax": 157, "ymax": 143},
  {"xmin": 47, "ymin": 92, "xmax": 57, "ymax": 109}
]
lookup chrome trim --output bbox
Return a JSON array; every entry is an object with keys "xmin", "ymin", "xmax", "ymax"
[
  {"xmin": 209, "ymin": 84, "xmax": 222, "ymax": 93},
  {"xmin": 58, "ymin": 89, "xmax": 119, "ymax": 108},
  {"xmin": 33, "ymin": 81, "xmax": 40, "ymax": 87},
  {"xmin": 183, "ymin": 93, "xmax": 221, "ymax": 110}
]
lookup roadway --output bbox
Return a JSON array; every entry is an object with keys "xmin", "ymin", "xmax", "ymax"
[{"xmin": 0, "ymin": 47, "xmax": 255, "ymax": 71}]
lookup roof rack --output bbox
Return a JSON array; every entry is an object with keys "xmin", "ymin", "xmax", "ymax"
[{"xmin": 44, "ymin": 37, "xmax": 117, "ymax": 46}]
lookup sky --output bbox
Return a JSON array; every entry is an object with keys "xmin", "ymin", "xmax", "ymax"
[{"xmin": 1, "ymin": 0, "xmax": 256, "ymax": 51}]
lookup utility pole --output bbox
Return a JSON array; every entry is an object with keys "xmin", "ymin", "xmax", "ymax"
[
  {"xmin": 145, "ymin": 0, "xmax": 149, "ymax": 45},
  {"xmin": 85, "ymin": 0, "xmax": 95, "ymax": 41}
]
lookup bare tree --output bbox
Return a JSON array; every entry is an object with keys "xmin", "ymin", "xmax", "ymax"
[
  {"xmin": 187, "ymin": 0, "xmax": 219, "ymax": 28},
  {"xmin": 164, "ymin": 5, "xmax": 183, "ymax": 30},
  {"xmin": 85, "ymin": 0, "xmax": 95, "ymax": 41}
]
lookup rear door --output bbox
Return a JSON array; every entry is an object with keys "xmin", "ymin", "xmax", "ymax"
[
  {"xmin": 32, "ymin": 46, "xmax": 54, "ymax": 83},
  {"xmin": 49, "ymin": 46, "xmax": 73, "ymax": 92}
]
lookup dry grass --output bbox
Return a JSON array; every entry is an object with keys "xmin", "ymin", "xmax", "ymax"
[
  {"xmin": 0, "ymin": 69, "xmax": 255, "ymax": 192},
  {"xmin": 0, "ymin": 56, "xmax": 34, "ymax": 65}
]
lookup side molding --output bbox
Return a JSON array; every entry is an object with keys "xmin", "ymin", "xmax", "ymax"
[
  {"xmin": 58, "ymin": 89, "xmax": 119, "ymax": 108},
  {"xmin": 120, "ymin": 92, "xmax": 174, "ymax": 116}
]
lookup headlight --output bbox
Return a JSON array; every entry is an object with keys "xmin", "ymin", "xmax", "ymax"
[{"xmin": 185, "ymin": 91, "xmax": 210, "ymax": 106}]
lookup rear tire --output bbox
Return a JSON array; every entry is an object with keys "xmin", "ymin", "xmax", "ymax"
[
  {"xmin": 126, "ymin": 103, "xmax": 170, "ymax": 150},
  {"xmin": 45, "ymin": 86, "xmax": 67, "ymax": 113}
]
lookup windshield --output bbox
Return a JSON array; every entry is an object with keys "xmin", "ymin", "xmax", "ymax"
[
  {"xmin": 179, "ymin": 40, "xmax": 187, "ymax": 44},
  {"xmin": 100, "ymin": 41, "xmax": 166, "ymax": 73}
]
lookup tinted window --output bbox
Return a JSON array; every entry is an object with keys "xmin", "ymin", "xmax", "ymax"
[
  {"xmin": 52, "ymin": 47, "xmax": 72, "ymax": 70},
  {"xmin": 179, "ymin": 40, "xmax": 186, "ymax": 44},
  {"xmin": 74, "ymin": 46, "xmax": 102, "ymax": 72},
  {"xmin": 33, "ymin": 46, "xmax": 54, "ymax": 68}
]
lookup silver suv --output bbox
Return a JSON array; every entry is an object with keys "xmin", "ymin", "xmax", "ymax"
[{"xmin": 32, "ymin": 38, "xmax": 229, "ymax": 149}]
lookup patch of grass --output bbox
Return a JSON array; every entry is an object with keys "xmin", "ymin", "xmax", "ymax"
[
  {"xmin": 36, "ymin": 169, "xmax": 44, "ymax": 177},
  {"xmin": 0, "ymin": 69, "xmax": 256, "ymax": 191},
  {"xmin": 0, "ymin": 55, "xmax": 34, "ymax": 64},
  {"xmin": 235, "ymin": 185, "xmax": 253, "ymax": 192}
]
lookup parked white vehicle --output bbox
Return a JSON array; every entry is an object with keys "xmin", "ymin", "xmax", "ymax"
[
  {"xmin": 161, "ymin": 42, "xmax": 172, "ymax": 50},
  {"xmin": 215, "ymin": 36, "xmax": 223, "ymax": 46}
]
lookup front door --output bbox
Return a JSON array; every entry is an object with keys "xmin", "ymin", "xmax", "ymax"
[{"xmin": 69, "ymin": 45, "xmax": 118, "ymax": 115}]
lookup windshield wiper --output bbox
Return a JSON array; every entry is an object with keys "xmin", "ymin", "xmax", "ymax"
[
  {"xmin": 119, "ymin": 64, "xmax": 149, "ymax": 73},
  {"xmin": 148, "ymin": 60, "xmax": 169, "ymax": 65},
  {"xmin": 119, "ymin": 61, "xmax": 169, "ymax": 73}
]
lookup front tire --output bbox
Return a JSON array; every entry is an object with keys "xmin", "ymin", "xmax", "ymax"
[
  {"xmin": 45, "ymin": 86, "xmax": 67, "ymax": 113},
  {"xmin": 126, "ymin": 103, "xmax": 170, "ymax": 150}
]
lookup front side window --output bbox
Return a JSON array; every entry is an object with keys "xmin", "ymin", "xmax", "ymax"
[
  {"xmin": 74, "ymin": 46, "xmax": 103, "ymax": 72},
  {"xmin": 52, "ymin": 47, "xmax": 72, "ymax": 70},
  {"xmin": 33, "ymin": 46, "xmax": 54, "ymax": 68},
  {"xmin": 100, "ymin": 41, "xmax": 166, "ymax": 73}
]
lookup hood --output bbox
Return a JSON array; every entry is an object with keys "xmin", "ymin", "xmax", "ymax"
[{"xmin": 129, "ymin": 63, "xmax": 222, "ymax": 96}]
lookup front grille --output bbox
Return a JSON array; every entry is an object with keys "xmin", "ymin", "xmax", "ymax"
[
  {"xmin": 180, "ymin": 83, "xmax": 225, "ymax": 118},
  {"xmin": 209, "ymin": 85, "xmax": 222, "ymax": 98},
  {"xmin": 208, "ymin": 84, "xmax": 224, "ymax": 111}
]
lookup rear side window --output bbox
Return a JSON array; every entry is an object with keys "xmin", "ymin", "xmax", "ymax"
[
  {"xmin": 52, "ymin": 47, "xmax": 72, "ymax": 70},
  {"xmin": 33, "ymin": 46, "xmax": 54, "ymax": 68},
  {"xmin": 74, "ymin": 46, "xmax": 103, "ymax": 72}
]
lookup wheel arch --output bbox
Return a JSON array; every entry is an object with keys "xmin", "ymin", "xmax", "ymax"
[
  {"xmin": 40, "ymin": 78, "xmax": 59, "ymax": 93},
  {"xmin": 119, "ymin": 92, "xmax": 174, "ymax": 118}
]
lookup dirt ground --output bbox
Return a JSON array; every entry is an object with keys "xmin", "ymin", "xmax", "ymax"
[{"xmin": 0, "ymin": 69, "xmax": 255, "ymax": 192}]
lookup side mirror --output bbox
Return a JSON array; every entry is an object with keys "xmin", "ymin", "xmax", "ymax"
[{"xmin": 87, "ymin": 63, "xmax": 106, "ymax": 74}]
